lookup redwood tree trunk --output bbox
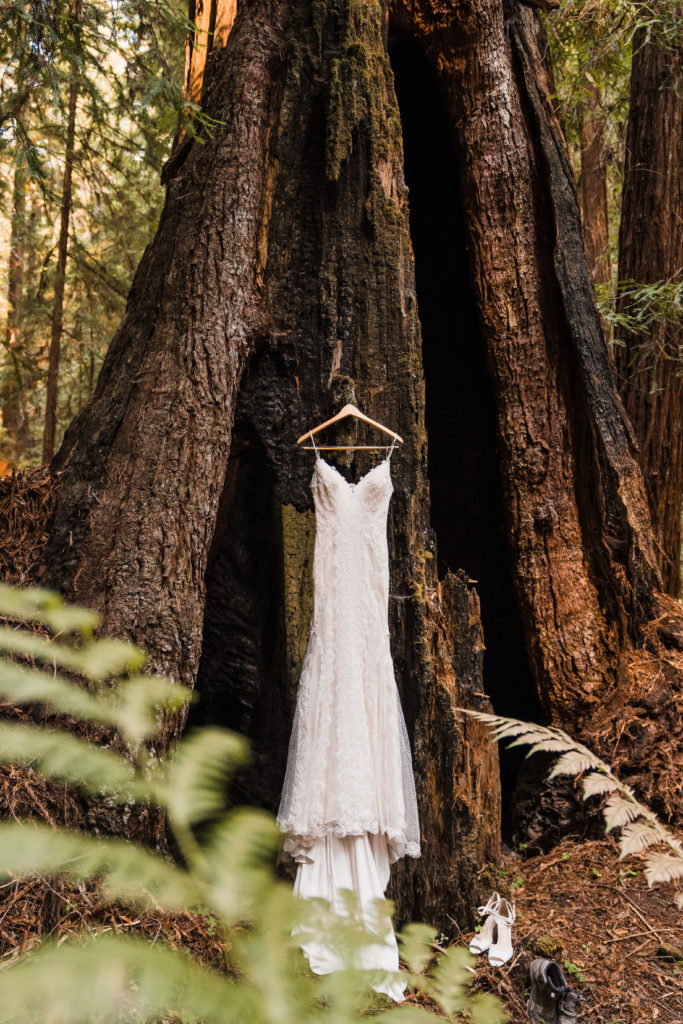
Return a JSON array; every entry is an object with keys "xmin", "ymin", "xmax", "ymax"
[
  {"xmin": 613, "ymin": 28, "xmax": 683, "ymax": 597},
  {"xmin": 40, "ymin": 0, "xmax": 501, "ymax": 929},
  {"xmin": 579, "ymin": 79, "xmax": 611, "ymax": 285}
]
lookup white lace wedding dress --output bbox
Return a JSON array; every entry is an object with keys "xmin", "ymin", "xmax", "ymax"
[{"xmin": 277, "ymin": 436, "xmax": 420, "ymax": 1000}]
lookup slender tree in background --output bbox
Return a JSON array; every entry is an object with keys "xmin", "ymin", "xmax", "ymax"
[
  {"xmin": 614, "ymin": 21, "xmax": 683, "ymax": 597},
  {"xmin": 1, "ymin": 165, "xmax": 27, "ymax": 456},
  {"xmin": 42, "ymin": 72, "xmax": 78, "ymax": 463},
  {"xmin": 579, "ymin": 73, "xmax": 610, "ymax": 283}
]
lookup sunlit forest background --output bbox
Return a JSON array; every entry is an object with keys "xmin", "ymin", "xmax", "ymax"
[{"xmin": 0, "ymin": 0, "xmax": 681, "ymax": 577}]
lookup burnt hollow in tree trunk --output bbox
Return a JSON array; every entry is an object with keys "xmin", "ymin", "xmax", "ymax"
[{"xmin": 388, "ymin": 30, "xmax": 542, "ymax": 832}]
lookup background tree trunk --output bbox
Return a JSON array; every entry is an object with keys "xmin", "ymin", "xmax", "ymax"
[
  {"xmin": 579, "ymin": 79, "xmax": 611, "ymax": 285},
  {"xmin": 42, "ymin": 75, "xmax": 78, "ymax": 463},
  {"xmin": 2, "ymin": 165, "xmax": 26, "ymax": 460},
  {"xmin": 613, "ymin": 27, "xmax": 683, "ymax": 597}
]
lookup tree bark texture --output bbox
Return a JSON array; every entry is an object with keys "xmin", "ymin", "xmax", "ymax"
[
  {"xmin": 579, "ymin": 80, "xmax": 611, "ymax": 285},
  {"xmin": 390, "ymin": 0, "xmax": 660, "ymax": 722},
  {"xmin": 614, "ymin": 29, "xmax": 683, "ymax": 597}
]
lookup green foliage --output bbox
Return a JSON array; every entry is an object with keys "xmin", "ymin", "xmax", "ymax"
[
  {"xmin": 0, "ymin": 584, "xmax": 504, "ymax": 1023},
  {"xmin": 563, "ymin": 958, "xmax": 586, "ymax": 984},
  {"xmin": 599, "ymin": 278, "xmax": 683, "ymax": 387},
  {"xmin": 0, "ymin": 1, "xmax": 204, "ymax": 464},
  {"xmin": 462, "ymin": 710, "xmax": 683, "ymax": 911}
]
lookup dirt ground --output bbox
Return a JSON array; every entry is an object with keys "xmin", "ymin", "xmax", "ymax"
[
  {"xmin": 448, "ymin": 836, "xmax": 683, "ymax": 1023},
  {"xmin": 1, "ymin": 831, "xmax": 680, "ymax": 1022}
]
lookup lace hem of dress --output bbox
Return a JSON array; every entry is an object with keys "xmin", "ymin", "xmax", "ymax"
[{"xmin": 278, "ymin": 819, "xmax": 421, "ymax": 865}]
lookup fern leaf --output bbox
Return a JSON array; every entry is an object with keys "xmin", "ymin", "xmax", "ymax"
[
  {"xmin": 0, "ymin": 627, "xmax": 146, "ymax": 681},
  {"xmin": 526, "ymin": 739, "xmax": 578, "ymax": 756},
  {"xmin": 373, "ymin": 1009, "xmax": 438, "ymax": 1022},
  {"xmin": 202, "ymin": 808, "xmax": 280, "ymax": 923},
  {"xmin": 618, "ymin": 821, "xmax": 662, "ymax": 856},
  {"xmin": 458, "ymin": 710, "xmax": 530, "ymax": 740},
  {"xmin": 644, "ymin": 853, "xmax": 683, "ymax": 886},
  {"xmin": 114, "ymin": 675, "xmax": 192, "ymax": 747},
  {"xmin": 0, "ymin": 933, "xmax": 243, "ymax": 1022},
  {"xmin": 469, "ymin": 991, "xmax": 509, "ymax": 1024},
  {"xmin": 397, "ymin": 923, "xmax": 438, "ymax": 974},
  {"xmin": 507, "ymin": 730, "xmax": 557, "ymax": 749},
  {"xmin": 429, "ymin": 946, "xmax": 473, "ymax": 1016},
  {"xmin": 162, "ymin": 727, "xmax": 249, "ymax": 826},
  {"xmin": 0, "ymin": 722, "xmax": 143, "ymax": 799},
  {"xmin": 604, "ymin": 795, "xmax": 641, "ymax": 832},
  {"xmin": 0, "ymin": 821, "xmax": 200, "ymax": 909},
  {"xmin": 0, "ymin": 659, "xmax": 117, "ymax": 727},
  {"xmin": 581, "ymin": 772, "xmax": 619, "ymax": 799},
  {"xmin": 548, "ymin": 750, "xmax": 598, "ymax": 779},
  {"xmin": 0, "ymin": 584, "xmax": 99, "ymax": 637}
]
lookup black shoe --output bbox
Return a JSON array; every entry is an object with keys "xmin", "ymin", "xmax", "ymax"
[
  {"xmin": 556, "ymin": 984, "xmax": 582, "ymax": 1023},
  {"xmin": 527, "ymin": 957, "xmax": 569, "ymax": 1023}
]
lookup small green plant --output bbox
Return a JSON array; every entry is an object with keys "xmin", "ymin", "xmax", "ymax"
[
  {"xmin": 462, "ymin": 710, "xmax": 683, "ymax": 910},
  {"xmin": 591, "ymin": 868, "xmax": 602, "ymax": 878},
  {"xmin": 563, "ymin": 959, "xmax": 586, "ymax": 984},
  {"xmin": 0, "ymin": 585, "xmax": 505, "ymax": 1023},
  {"xmin": 510, "ymin": 876, "xmax": 524, "ymax": 891},
  {"xmin": 561, "ymin": 851, "xmax": 571, "ymax": 862}
]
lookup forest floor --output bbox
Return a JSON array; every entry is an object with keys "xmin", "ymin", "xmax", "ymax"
[
  {"xmin": 0, "ymin": 828, "xmax": 680, "ymax": 1022},
  {"xmin": 431, "ymin": 835, "xmax": 683, "ymax": 1023}
]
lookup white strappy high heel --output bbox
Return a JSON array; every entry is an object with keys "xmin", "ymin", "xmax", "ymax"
[
  {"xmin": 487, "ymin": 898, "xmax": 515, "ymax": 967},
  {"xmin": 468, "ymin": 892, "xmax": 501, "ymax": 956}
]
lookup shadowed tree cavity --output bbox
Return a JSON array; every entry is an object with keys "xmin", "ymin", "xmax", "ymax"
[{"xmin": 389, "ymin": 31, "xmax": 542, "ymax": 833}]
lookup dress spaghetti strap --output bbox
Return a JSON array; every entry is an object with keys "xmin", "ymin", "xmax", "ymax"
[{"xmin": 309, "ymin": 430, "xmax": 320, "ymax": 459}]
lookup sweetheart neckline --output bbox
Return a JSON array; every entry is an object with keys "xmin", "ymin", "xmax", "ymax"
[{"xmin": 314, "ymin": 456, "xmax": 391, "ymax": 490}]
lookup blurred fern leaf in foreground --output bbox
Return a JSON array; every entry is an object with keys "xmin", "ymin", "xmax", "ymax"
[{"xmin": 0, "ymin": 585, "xmax": 504, "ymax": 1023}]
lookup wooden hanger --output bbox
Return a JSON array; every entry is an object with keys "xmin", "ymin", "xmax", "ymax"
[{"xmin": 297, "ymin": 403, "xmax": 403, "ymax": 450}]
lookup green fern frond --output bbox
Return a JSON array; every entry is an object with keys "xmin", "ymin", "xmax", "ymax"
[
  {"xmin": 397, "ymin": 923, "xmax": 438, "ymax": 974},
  {"xmin": 201, "ymin": 808, "xmax": 280, "ymax": 922},
  {"xmin": 0, "ymin": 658, "xmax": 119, "ymax": 726},
  {"xmin": 0, "ymin": 626, "xmax": 146, "ymax": 681},
  {"xmin": 460, "ymin": 708, "xmax": 683, "ymax": 909},
  {"xmin": 113, "ymin": 674, "xmax": 192, "ymax": 748},
  {"xmin": 0, "ymin": 821, "xmax": 200, "ymax": 909},
  {"xmin": 0, "ymin": 722, "xmax": 142, "ymax": 798},
  {"xmin": 0, "ymin": 933, "xmax": 244, "ymax": 1023},
  {"xmin": 0, "ymin": 585, "xmax": 99, "ymax": 637},
  {"xmin": 428, "ymin": 946, "xmax": 473, "ymax": 1016},
  {"xmin": 162, "ymin": 727, "xmax": 250, "ymax": 828}
]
